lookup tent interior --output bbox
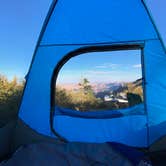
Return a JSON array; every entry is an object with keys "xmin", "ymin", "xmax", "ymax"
[{"xmin": 1, "ymin": 0, "xmax": 166, "ymax": 165}]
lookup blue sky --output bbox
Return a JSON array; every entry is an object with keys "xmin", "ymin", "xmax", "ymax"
[
  {"xmin": 0, "ymin": 0, "xmax": 52, "ymax": 79},
  {"xmin": 57, "ymin": 50, "xmax": 142, "ymax": 84},
  {"xmin": 0, "ymin": 0, "xmax": 166, "ymax": 80}
]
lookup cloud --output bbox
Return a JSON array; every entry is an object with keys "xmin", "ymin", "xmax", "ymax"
[
  {"xmin": 95, "ymin": 63, "xmax": 119, "ymax": 69},
  {"xmin": 95, "ymin": 65, "xmax": 108, "ymax": 69},
  {"xmin": 87, "ymin": 70, "xmax": 115, "ymax": 75},
  {"xmin": 133, "ymin": 64, "xmax": 141, "ymax": 68}
]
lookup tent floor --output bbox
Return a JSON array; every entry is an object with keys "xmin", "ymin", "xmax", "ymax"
[
  {"xmin": 1, "ymin": 119, "xmax": 166, "ymax": 165},
  {"xmin": 148, "ymin": 151, "xmax": 166, "ymax": 166},
  {"xmin": 0, "ymin": 141, "xmax": 152, "ymax": 166}
]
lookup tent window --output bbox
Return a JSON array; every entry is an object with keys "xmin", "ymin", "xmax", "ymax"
[{"xmin": 55, "ymin": 49, "xmax": 144, "ymax": 112}]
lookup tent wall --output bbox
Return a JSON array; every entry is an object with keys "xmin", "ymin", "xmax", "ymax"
[
  {"xmin": 41, "ymin": 0, "xmax": 157, "ymax": 45},
  {"xmin": 144, "ymin": 40, "xmax": 166, "ymax": 144},
  {"xmin": 18, "ymin": 0, "xmax": 166, "ymax": 148}
]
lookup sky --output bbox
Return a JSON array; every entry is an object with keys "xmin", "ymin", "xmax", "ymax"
[
  {"xmin": 0, "ymin": 0, "xmax": 166, "ymax": 80},
  {"xmin": 57, "ymin": 50, "xmax": 142, "ymax": 84},
  {"xmin": 0, "ymin": 0, "xmax": 52, "ymax": 79}
]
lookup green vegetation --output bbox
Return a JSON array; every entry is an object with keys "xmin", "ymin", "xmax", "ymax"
[
  {"xmin": 56, "ymin": 78, "xmax": 102, "ymax": 111},
  {"xmin": 0, "ymin": 74, "xmax": 143, "ymax": 126},
  {"xmin": 0, "ymin": 74, "xmax": 24, "ymax": 126},
  {"xmin": 55, "ymin": 78, "xmax": 143, "ymax": 112},
  {"xmin": 125, "ymin": 78, "xmax": 143, "ymax": 100}
]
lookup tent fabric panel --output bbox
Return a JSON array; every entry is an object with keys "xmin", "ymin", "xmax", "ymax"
[
  {"xmin": 53, "ymin": 115, "xmax": 147, "ymax": 147},
  {"xmin": 19, "ymin": 38, "xmax": 166, "ymax": 147},
  {"xmin": 144, "ymin": 40, "xmax": 166, "ymax": 144},
  {"xmin": 14, "ymin": 0, "xmax": 166, "ymax": 150},
  {"xmin": 19, "ymin": 44, "xmax": 146, "ymax": 139},
  {"xmin": 54, "ymin": 104, "xmax": 145, "ymax": 119},
  {"xmin": 41, "ymin": 0, "xmax": 157, "ymax": 45},
  {"xmin": 19, "ymin": 48, "xmax": 52, "ymax": 136},
  {"xmin": 19, "ymin": 45, "xmax": 81, "ymax": 135}
]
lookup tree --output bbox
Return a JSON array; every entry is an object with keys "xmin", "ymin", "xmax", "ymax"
[
  {"xmin": 0, "ymin": 74, "xmax": 24, "ymax": 126},
  {"xmin": 55, "ymin": 87, "xmax": 73, "ymax": 108},
  {"xmin": 55, "ymin": 78, "xmax": 102, "ymax": 111},
  {"xmin": 73, "ymin": 78, "xmax": 100, "ymax": 111},
  {"xmin": 127, "ymin": 93, "xmax": 142, "ymax": 107},
  {"xmin": 78, "ymin": 78, "xmax": 93, "ymax": 94}
]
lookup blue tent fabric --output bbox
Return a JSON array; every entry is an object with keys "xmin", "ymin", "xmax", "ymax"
[
  {"xmin": 52, "ymin": 105, "xmax": 147, "ymax": 147},
  {"xmin": 41, "ymin": 0, "xmax": 157, "ymax": 45},
  {"xmin": 54, "ymin": 104, "xmax": 145, "ymax": 119},
  {"xmin": 53, "ymin": 115, "xmax": 147, "ymax": 146},
  {"xmin": 19, "ymin": 45, "xmax": 148, "ymax": 147},
  {"xmin": 144, "ymin": 40, "xmax": 166, "ymax": 144},
  {"xmin": 18, "ymin": 0, "xmax": 166, "ymax": 149}
]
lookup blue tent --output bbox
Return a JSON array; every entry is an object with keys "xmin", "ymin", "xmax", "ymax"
[{"xmin": 1, "ymin": 0, "xmax": 166, "ymax": 165}]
